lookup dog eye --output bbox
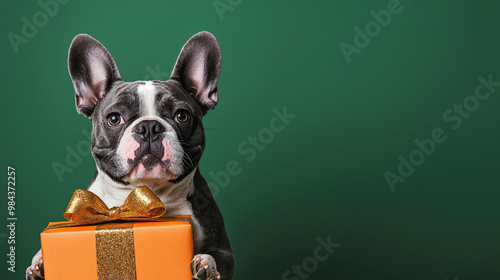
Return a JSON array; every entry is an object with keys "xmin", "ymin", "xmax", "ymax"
[
  {"xmin": 175, "ymin": 111, "xmax": 190, "ymax": 124},
  {"xmin": 107, "ymin": 113, "xmax": 123, "ymax": 127}
]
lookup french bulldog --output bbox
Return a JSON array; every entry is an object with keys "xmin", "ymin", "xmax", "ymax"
[{"xmin": 26, "ymin": 31, "xmax": 234, "ymax": 280}]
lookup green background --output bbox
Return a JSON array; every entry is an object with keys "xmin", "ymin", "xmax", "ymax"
[{"xmin": 1, "ymin": 0, "xmax": 499, "ymax": 279}]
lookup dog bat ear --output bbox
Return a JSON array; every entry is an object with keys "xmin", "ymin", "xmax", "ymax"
[
  {"xmin": 170, "ymin": 31, "xmax": 222, "ymax": 114},
  {"xmin": 68, "ymin": 34, "xmax": 121, "ymax": 118}
]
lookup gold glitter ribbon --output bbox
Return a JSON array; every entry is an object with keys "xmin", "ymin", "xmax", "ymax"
[
  {"xmin": 63, "ymin": 185, "xmax": 166, "ymax": 224},
  {"xmin": 42, "ymin": 186, "xmax": 193, "ymax": 279},
  {"xmin": 95, "ymin": 223, "xmax": 136, "ymax": 280}
]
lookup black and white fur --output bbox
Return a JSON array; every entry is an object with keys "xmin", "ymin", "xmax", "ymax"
[{"xmin": 27, "ymin": 32, "xmax": 234, "ymax": 280}]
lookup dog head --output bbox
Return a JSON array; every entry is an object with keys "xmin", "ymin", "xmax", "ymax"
[{"xmin": 67, "ymin": 32, "xmax": 221, "ymax": 186}]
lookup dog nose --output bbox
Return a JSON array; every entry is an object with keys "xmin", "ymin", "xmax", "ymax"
[{"xmin": 134, "ymin": 120, "xmax": 166, "ymax": 141}]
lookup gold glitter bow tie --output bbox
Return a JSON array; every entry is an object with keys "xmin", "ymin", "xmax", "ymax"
[{"xmin": 63, "ymin": 186, "xmax": 166, "ymax": 224}]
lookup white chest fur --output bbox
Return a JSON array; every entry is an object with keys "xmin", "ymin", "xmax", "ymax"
[{"xmin": 88, "ymin": 168, "xmax": 204, "ymax": 249}]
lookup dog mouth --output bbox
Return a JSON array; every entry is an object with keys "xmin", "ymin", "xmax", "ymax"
[
  {"xmin": 126, "ymin": 154, "xmax": 173, "ymax": 182},
  {"xmin": 139, "ymin": 154, "xmax": 163, "ymax": 168}
]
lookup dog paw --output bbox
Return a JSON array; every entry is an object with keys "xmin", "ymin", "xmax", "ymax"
[
  {"xmin": 26, "ymin": 250, "xmax": 44, "ymax": 280},
  {"xmin": 191, "ymin": 254, "xmax": 220, "ymax": 280}
]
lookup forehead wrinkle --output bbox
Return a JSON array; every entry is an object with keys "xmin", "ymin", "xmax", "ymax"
[
  {"xmin": 101, "ymin": 81, "xmax": 138, "ymax": 107},
  {"xmin": 155, "ymin": 82, "xmax": 197, "ymax": 110},
  {"xmin": 157, "ymin": 91, "xmax": 197, "ymax": 115},
  {"xmin": 101, "ymin": 93, "xmax": 138, "ymax": 114}
]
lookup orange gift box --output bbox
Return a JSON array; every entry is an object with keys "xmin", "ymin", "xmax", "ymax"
[{"xmin": 41, "ymin": 218, "xmax": 193, "ymax": 280}]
